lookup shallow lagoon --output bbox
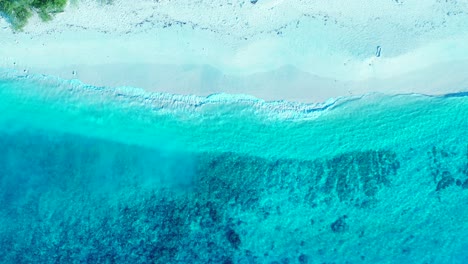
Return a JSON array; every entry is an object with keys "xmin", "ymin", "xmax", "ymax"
[{"xmin": 1, "ymin": 74, "xmax": 468, "ymax": 263}]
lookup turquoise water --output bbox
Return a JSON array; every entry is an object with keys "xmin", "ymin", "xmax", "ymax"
[{"xmin": 1, "ymin": 74, "xmax": 468, "ymax": 263}]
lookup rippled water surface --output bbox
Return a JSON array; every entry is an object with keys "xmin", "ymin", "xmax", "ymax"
[{"xmin": 1, "ymin": 75, "xmax": 468, "ymax": 263}]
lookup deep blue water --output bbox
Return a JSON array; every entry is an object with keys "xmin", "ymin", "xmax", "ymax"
[{"xmin": 1, "ymin": 75, "xmax": 468, "ymax": 263}]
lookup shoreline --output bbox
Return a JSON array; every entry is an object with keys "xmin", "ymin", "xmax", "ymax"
[
  {"xmin": 1, "ymin": 0, "xmax": 468, "ymax": 103},
  {"xmin": 3, "ymin": 68, "xmax": 467, "ymax": 116}
]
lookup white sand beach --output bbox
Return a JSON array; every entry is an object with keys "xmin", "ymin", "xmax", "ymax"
[{"xmin": 1, "ymin": 0, "xmax": 468, "ymax": 102}]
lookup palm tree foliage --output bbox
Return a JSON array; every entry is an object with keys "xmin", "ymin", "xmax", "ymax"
[{"xmin": 0, "ymin": 0, "xmax": 67, "ymax": 30}]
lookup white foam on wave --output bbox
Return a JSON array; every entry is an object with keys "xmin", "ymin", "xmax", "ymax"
[
  {"xmin": 0, "ymin": 69, "xmax": 359, "ymax": 120},
  {"xmin": 2, "ymin": 68, "xmax": 466, "ymax": 118}
]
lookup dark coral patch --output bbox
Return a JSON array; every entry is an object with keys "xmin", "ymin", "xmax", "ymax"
[
  {"xmin": 331, "ymin": 216, "xmax": 349, "ymax": 233},
  {"xmin": 226, "ymin": 228, "xmax": 241, "ymax": 249},
  {"xmin": 436, "ymin": 176, "xmax": 455, "ymax": 191}
]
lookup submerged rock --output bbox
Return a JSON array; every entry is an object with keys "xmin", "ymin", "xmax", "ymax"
[
  {"xmin": 331, "ymin": 216, "xmax": 349, "ymax": 233},
  {"xmin": 226, "ymin": 228, "xmax": 241, "ymax": 249},
  {"xmin": 436, "ymin": 176, "xmax": 455, "ymax": 191}
]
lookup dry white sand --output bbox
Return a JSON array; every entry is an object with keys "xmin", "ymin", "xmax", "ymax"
[{"xmin": 1, "ymin": 0, "xmax": 468, "ymax": 102}]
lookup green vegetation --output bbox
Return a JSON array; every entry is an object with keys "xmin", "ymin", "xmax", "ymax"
[{"xmin": 0, "ymin": 0, "xmax": 68, "ymax": 30}]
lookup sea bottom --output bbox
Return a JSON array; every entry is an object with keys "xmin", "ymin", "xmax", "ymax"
[{"xmin": 1, "ymin": 75, "xmax": 468, "ymax": 263}]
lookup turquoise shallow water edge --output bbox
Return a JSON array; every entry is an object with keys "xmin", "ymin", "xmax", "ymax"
[{"xmin": 1, "ymin": 72, "xmax": 468, "ymax": 263}]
